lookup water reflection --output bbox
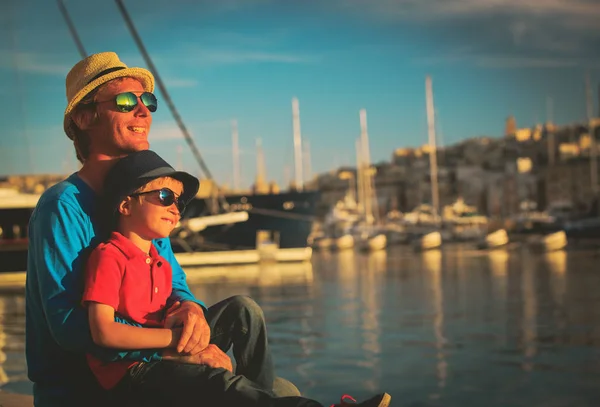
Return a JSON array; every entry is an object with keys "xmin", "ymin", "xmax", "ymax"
[
  {"xmin": 422, "ymin": 249, "xmax": 447, "ymax": 392},
  {"xmin": 0, "ymin": 296, "xmax": 9, "ymax": 387},
  {"xmin": 185, "ymin": 261, "xmax": 314, "ymax": 292},
  {"xmin": 2, "ymin": 249, "xmax": 600, "ymax": 405},
  {"xmin": 358, "ymin": 250, "xmax": 386, "ymax": 392},
  {"xmin": 521, "ymin": 252, "xmax": 537, "ymax": 372},
  {"xmin": 0, "ymin": 289, "xmax": 26, "ymax": 394},
  {"xmin": 488, "ymin": 249, "xmax": 509, "ymax": 278}
]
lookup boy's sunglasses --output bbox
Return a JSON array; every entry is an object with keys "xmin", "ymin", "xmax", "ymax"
[
  {"xmin": 130, "ymin": 188, "xmax": 185, "ymax": 214},
  {"xmin": 95, "ymin": 91, "xmax": 158, "ymax": 113}
]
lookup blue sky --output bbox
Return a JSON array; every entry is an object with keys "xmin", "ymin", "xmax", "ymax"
[{"xmin": 1, "ymin": 0, "xmax": 599, "ymax": 189}]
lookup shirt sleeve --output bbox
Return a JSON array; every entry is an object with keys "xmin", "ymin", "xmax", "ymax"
[
  {"xmin": 29, "ymin": 197, "xmax": 162, "ymax": 363},
  {"xmin": 82, "ymin": 246, "xmax": 122, "ymax": 311},
  {"xmin": 153, "ymin": 237, "xmax": 207, "ymax": 312}
]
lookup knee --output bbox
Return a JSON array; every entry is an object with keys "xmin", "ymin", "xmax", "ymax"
[
  {"xmin": 273, "ymin": 377, "xmax": 301, "ymax": 397},
  {"xmin": 230, "ymin": 295, "xmax": 265, "ymax": 320}
]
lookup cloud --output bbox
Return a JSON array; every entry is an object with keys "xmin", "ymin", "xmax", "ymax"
[
  {"xmin": 474, "ymin": 56, "xmax": 583, "ymax": 69},
  {"xmin": 0, "ymin": 51, "xmax": 71, "ymax": 75},
  {"xmin": 338, "ymin": 0, "xmax": 600, "ymax": 21},
  {"xmin": 150, "ymin": 120, "xmax": 231, "ymax": 141},
  {"xmin": 181, "ymin": 49, "xmax": 317, "ymax": 67},
  {"xmin": 336, "ymin": 0, "xmax": 600, "ymax": 70},
  {"xmin": 163, "ymin": 77, "xmax": 200, "ymax": 88},
  {"xmin": 414, "ymin": 51, "xmax": 600, "ymax": 69},
  {"xmin": 193, "ymin": 29, "xmax": 289, "ymax": 48}
]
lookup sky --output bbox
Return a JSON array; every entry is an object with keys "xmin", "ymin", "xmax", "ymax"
[{"xmin": 1, "ymin": 0, "xmax": 599, "ymax": 189}]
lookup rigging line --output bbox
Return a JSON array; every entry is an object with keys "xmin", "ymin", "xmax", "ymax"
[
  {"xmin": 114, "ymin": 0, "xmax": 213, "ymax": 182},
  {"xmin": 56, "ymin": 0, "xmax": 87, "ymax": 59}
]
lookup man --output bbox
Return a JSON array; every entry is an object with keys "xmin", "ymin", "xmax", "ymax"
[{"xmin": 25, "ymin": 51, "xmax": 299, "ymax": 407}]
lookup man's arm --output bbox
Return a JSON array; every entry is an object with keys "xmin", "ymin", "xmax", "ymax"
[{"xmin": 29, "ymin": 198, "xmax": 161, "ymax": 362}]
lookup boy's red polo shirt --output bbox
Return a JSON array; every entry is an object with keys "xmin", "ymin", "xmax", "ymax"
[{"xmin": 82, "ymin": 231, "xmax": 173, "ymax": 390}]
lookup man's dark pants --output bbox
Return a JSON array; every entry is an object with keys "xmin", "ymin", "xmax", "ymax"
[{"xmin": 111, "ymin": 295, "xmax": 325, "ymax": 407}]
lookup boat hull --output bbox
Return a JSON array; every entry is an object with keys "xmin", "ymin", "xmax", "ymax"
[{"xmin": 177, "ymin": 190, "xmax": 320, "ymax": 252}]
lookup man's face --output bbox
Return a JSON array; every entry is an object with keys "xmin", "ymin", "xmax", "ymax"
[{"xmin": 90, "ymin": 77, "xmax": 153, "ymax": 156}]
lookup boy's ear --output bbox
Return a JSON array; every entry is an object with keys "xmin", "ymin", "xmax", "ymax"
[{"xmin": 118, "ymin": 197, "xmax": 133, "ymax": 216}]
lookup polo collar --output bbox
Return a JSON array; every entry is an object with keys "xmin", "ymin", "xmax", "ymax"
[{"xmin": 108, "ymin": 231, "xmax": 159, "ymax": 260}]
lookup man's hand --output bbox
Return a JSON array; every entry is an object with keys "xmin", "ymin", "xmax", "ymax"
[
  {"xmin": 162, "ymin": 344, "xmax": 233, "ymax": 372},
  {"xmin": 164, "ymin": 301, "xmax": 210, "ymax": 355}
]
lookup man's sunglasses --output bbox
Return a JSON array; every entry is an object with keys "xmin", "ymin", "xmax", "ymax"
[
  {"xmin": 130, "ymin": 188, "xmax": 185, "ymax": 214},
  {"xmin": 95, "ymin": 92, "xmax": 158, "ymax": 113}
]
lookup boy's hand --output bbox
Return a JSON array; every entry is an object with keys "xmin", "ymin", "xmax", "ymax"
[
  {"xmin": 164, "ymin": 301, "xmax": 210, "ymax": 355},
  {"xmin": 162, "ymin": 345, "xmax": 233, "ymax": 372}
]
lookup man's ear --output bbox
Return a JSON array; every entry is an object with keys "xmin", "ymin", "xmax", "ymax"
[
  {"xmin": 71, "ymin": 106, "xmax": 96, "ymax": 131},
  {"xmin": 118, "ymin": 197, "xmax": 133, "ymax": 216}
]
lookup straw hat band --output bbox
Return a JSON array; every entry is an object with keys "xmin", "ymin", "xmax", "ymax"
[{"xmin": 87, "ymin": 67, "xmax": 126, "ymax": 85}]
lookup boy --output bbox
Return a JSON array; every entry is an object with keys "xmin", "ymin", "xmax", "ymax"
[{"xmin": 82, "ymin": 149, "xmax": 392, "ymax": 407}]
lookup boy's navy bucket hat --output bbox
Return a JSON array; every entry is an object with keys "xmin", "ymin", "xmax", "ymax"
[{"xmin": 103, "ymin": 149, "xmax": 200, "ymax": 213}]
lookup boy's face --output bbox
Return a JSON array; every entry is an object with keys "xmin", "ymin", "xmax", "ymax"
[{"xmin": 123, "ymin": 177, "xmax": 184, "ymax": 240}]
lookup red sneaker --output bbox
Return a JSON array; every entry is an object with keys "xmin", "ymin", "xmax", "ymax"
[{"xmin": 331, "ymin": 393, "xmax": 391, "ymax": 407}]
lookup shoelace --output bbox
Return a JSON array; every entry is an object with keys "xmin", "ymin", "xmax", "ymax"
[{"xmin": 330, "ymin": 394, "xmax": 357, "ymax": 407}]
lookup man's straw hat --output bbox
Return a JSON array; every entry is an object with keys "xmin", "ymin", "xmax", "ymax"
[{"xmin": 63, "ymin": 51, "xmax": 155, "ymax": 140}]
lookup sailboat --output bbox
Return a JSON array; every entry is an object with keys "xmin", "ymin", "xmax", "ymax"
[
  {"xmin": 562, "ymin": 72, "xmax": 600, "ymax": 242},
  {"xmin": 354, "ymin": 109, "xmax": 387, "ymax": 252},
  {"xmin": 312, "ymin": 193, "xmax": 358, "ymax": 251},
  {"xmin": 412, "ymin": 76, "xmax": 442, "ymax": 251}
]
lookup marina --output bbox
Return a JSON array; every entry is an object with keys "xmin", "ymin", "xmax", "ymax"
[
  {"xmin": 1, "ymin": 1, "xmax": 600, "ymax": 406},
  {"xmin": 2, "ymin": 246, "xmax": 600, "ymax": 406}
]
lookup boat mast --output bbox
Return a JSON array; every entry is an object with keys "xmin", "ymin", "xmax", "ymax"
[
  {"xmin": 360, "ymin": 109, "xmax": 374, "ymax": 225},
  {"xmin": 254, "ymin": 138, "xmax": 267, "ymax": 192},
  {"xmin": 291, "ymin": 97, "xmax": 304, "ymax": 190},
  {"xmin": 355, "ymin": 138, "xmax": 365, "ymax": 217},
  {"xmin": 231, "ymin": 119, "xmax": 240, "ymax": 192},
  {"xmin": 585, "ymin": 71, "xmax": 597, "ymax": 199},
  {"xmin": 303, "ymin": 139, "xmax": 312, "ymax": 185},
  {"xmin": 547, "ymin": 96, "xmax": 555, "ymax": 166},
  {"xmin": 425, "ymin": 75, "xmax": 440, "ymax": 218}
]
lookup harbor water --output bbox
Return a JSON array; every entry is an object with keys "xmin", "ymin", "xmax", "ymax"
[{"xmin": 1, "ymin": 245, "xmax": 600, "ymax": 406}]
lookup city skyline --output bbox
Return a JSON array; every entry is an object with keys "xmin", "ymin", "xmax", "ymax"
[{"xmin": 1, "ymin": 0, "xmax": 599, "ymax": 188}]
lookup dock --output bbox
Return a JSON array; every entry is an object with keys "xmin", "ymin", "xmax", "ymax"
[
  {"xmin": 1, "ymin": 391, "xmax": 32, "ymax": 407},
  {"xmin": 174, "ymin": 247, "xmax": 312, "ymax": 267}
]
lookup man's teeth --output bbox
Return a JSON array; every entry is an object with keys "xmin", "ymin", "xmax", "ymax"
[{"xmin": 130, "ymin": 127, "xmax": 145, "ymax": 133}]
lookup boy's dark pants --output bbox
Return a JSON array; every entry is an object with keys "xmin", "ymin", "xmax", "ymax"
[{"xmin": 112, "ymin": 295, "xmax": 324, "ymax": 407}]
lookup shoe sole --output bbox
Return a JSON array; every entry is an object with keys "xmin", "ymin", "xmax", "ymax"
[{"xmin": 378, "ymin": 393, "xmax": 391, "ymax": 407}]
